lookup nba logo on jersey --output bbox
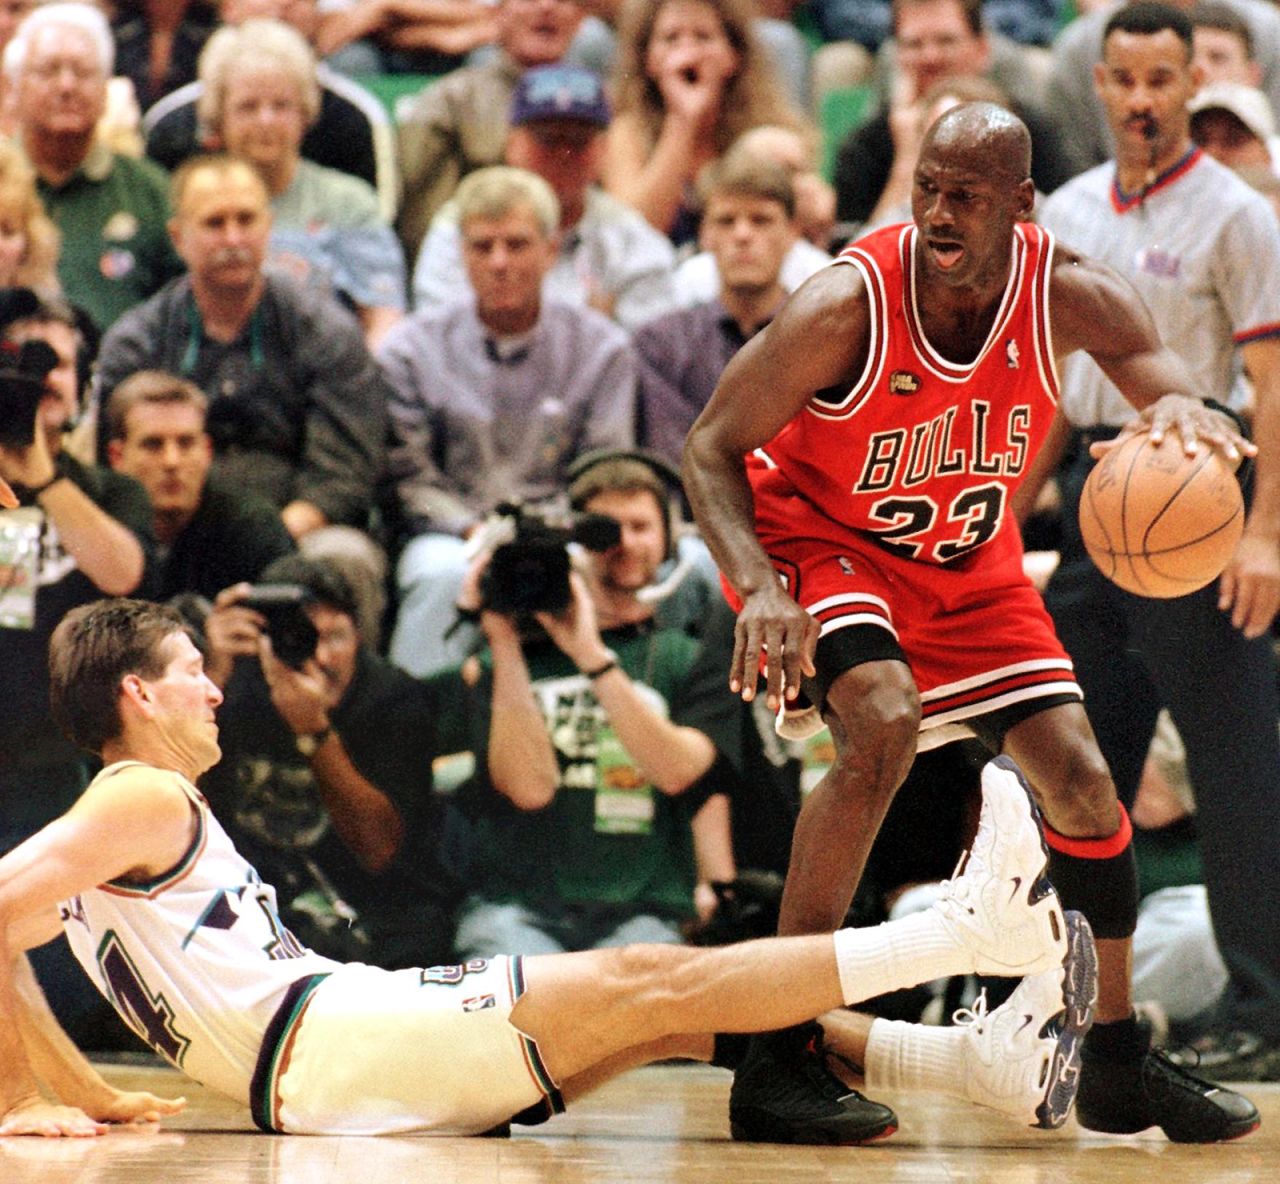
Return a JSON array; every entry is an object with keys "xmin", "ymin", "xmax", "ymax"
[
  {"xmin": 837, "ymin": 556, "xmax": 856, "ymax": 576},
  {"xmin": 462, "ymin": 994, "xmax": 496, "ymax": 1012},
  {"xmin": 889, "ymin": 370, "xmax": 921, "ymax": 395},
  {"xmin": 1006, "ymin": 340, "xmax": 1020, "ymax": 369}
]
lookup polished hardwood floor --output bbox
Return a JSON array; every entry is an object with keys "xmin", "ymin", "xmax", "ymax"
[{"xmin": 2, "ymin": 1062, "xmax": 1276, "ymax": 1184}]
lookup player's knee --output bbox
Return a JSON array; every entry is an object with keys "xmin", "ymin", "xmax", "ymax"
[
  {"xmin": 604, "ymin": 942, "xmax": 693, "ymax": 1005},
  {"xmin": 1039, "ymin": 742, "xmax": 1116, "ymax": 836},
  {"xmin": 826, "ymin": 682, "xmax": 919, "ymax": 799}
]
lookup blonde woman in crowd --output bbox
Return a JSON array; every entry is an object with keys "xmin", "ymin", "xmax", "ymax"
[
  {"xmin": 197, "ymin": 18, "xmax": 406, "ymax": 347},
  {"xmin": 0, "ymin": 140, "xmax": 58, "ymax": 293}
]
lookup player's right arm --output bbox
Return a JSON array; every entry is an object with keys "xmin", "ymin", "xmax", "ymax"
[
  {"xmin": 682, "ymin": 263, "xmax": 872, "ymax": 710},
  {"xmin": 0, "ymin": 768, "xmax": 195, "ymax": 1137}
]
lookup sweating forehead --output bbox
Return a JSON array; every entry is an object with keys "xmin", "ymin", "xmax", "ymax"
[{"xmin": 919, "ymin": 102, "xmax": 1031, "ymax": 182}]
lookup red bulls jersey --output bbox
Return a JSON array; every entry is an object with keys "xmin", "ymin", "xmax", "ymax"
[{"xmin": 760, "ymin": 222, "xmax": 1060, "ymax": 565}]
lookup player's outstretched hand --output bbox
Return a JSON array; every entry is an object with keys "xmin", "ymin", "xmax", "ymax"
[
  {"xmin": 0, "ymin": 1097, "xmax": 108, "ymax": 1138},
  {"xmin": 732, "ymin": 584, "xmax": 819, "ymax": 711},
  {"xmin": 83, "ymin": 1088, "xmax": 187, "ymax": 1127},
  {"xmin": 1090, "ymin": 394, "xmax": 1253, "ymax": 464},
  {"xmin": 0, "ymin": 474, "xmax": 15, "ymax": 509},
  {"xmin": 1220, "ymin": 532, "xmax": 1280, "ymax": 639}
]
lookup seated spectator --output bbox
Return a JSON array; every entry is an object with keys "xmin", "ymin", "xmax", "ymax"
[
  {"xmin": 104, "ymin": 370, "xmax": 296, "ymax": 601},
  {"xmin": 395, "ymin": 0, "xmax": 586, "ymax": 257},
  {"xmin": 201, "ymin": 554, "xmax": 462, "ymax": 968},
  {"xmin": 1193, "ymin": 2, "xmax": 1264, "ymax": 86},
  {"xmin": 380, "ymin": 165, "xmax": 635, "ymax": 676},
  {"xmin": 6, "ymin": 3, "xmax": 183, "ymax": 332},
  {"xmin": 313, "ymin": 0, "xmax": 498, "ymax": 76},
  {"xmin": 412, "ymin": 63, "xmax": 676, "ymax": 331},
  {"xmin": 143, "ymin": 0, "xmax": 398, "ymax": 221},
  {"xmin": 95, "ymin": 154, "xmax": 390, "ymax": 645},
  {"xmin": 197, "ymin": 18, "xmax": 406, "ymax": 348},
  {"xmin": 0, "ymin": 139, "xmax": 60, "ymax": 293},
  {"xmin": 447, "ymin": 455, "xmax": 736, "ymax": 958},
  {"xmin": 636, "ymin": 149, "xmax": 797, "ymax": 467},
  {"xmin": 0, "ymin": 289, "xmax": 152, "ymax": 1046},
  {"xmin": 603, "ymin": 0, "xmax": 806, "ymax": 246},
  {"xmin": 834, "ymin": 0, "xmax": 1073, "ymax": 230},
  {"xmin": 1049, "ymin": 0, "xmax": 1280, "ymax": 173},
  {"xmin": 671, "ymin": 124, "xmax": 832, "ymax": 306},
  {"xmin": 1189, "ymin": 81, "xmax": 1280, "ymax": 175},
  {"xmin": 110, "ymin": 1, "xmax": 219, "ymax": 112}
]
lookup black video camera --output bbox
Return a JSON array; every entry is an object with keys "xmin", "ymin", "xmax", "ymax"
[
  {"xmin": 240, "ymin": 583, "xmax": 320, "ymax": 670},
  {"xmin": 480, "ymin": 501, "xmax": 621, "ymax": 616},
  {"xmin": 0, "ymin": 341, "xmax": 58, "ymax": 450}
]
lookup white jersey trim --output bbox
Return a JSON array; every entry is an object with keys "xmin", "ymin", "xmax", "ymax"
[
  {"xmin": 805, "ymin": 236, "xmax": 894, "ymax": 419},
  {"xmin": 919, "ymin": 657, "xmax": 1077, "ymax": 702}
]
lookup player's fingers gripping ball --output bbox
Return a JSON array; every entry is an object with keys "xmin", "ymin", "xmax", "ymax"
[{"xmin": 1080, "ymin": 432, "xmax": 1244, "ymax": 598}]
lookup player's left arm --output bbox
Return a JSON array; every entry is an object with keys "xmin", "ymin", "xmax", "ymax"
[
  {"xmin": 1049, "ymin": 247, "xmax": 1253, "ymax": 459},
  {"xmin": 1221, "ymin": 335, "xmax": 1280, "ymax": 636}
]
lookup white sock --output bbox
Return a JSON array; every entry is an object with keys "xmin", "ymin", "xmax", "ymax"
[
  {"xmin": 865, "ymin": 1018, "xmax": 963, "ymax": 1097},
  {"xmin": 832, "ymin": 911, "xmax": 968, "ymax": 1005}
]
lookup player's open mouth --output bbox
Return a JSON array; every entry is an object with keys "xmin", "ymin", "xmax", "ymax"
[{"xmin": 928, "ymin": 240, "xmax": 964, "ymax": 269}]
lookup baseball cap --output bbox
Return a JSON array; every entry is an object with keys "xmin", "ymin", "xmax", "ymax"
[
  {"xmin": 1189, "ymin": 83, "xmax": 1276, "ymax": 143},
  {"xmin": 510, "ymin": 64, "xmax": 610, "ymax": 128}
]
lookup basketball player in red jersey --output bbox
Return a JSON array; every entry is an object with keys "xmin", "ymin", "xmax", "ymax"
[{"xmin": 683, "ymin": 101, "xmax": 1260, "ymax": 1146}]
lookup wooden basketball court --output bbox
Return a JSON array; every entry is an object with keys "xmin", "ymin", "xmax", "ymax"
[{"xmin": 3, "ymin": 1061, "xmax": 1275, "ymax": 1184}]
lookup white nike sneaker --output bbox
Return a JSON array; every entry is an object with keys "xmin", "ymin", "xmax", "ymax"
[
  {"xmin": 934, "ymin": 755, "xmax": 1067, "ymax": 976},
  {"xmin": 956, "ymin": 910, "xmax": 1098, "ymax": 1129}
]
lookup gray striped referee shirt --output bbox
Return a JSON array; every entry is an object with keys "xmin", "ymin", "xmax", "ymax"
[{"xmin": 1039, "ymin": 148, "xmax": 1280, "ymax": 428}]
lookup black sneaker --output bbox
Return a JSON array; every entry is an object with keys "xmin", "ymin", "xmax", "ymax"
[
  {"xmin": 729, "ymin": 1022, "xmax": 898, "ymax": 1144},
  {"xmin": 1166, "ymin": 1029, "xmax": 1280, "ymax": 1082},
  {"xmin": 1076, "ymin": 1021, "xmax": 1261, "ymax": 1143}
]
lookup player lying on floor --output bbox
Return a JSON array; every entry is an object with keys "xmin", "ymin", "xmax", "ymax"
[{"xmin": 0, "ymin": 598, "xmax": 1094, "ymax": 1138}]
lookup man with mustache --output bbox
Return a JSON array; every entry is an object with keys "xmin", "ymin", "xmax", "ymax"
[
  {"xmin": 95, "ymin": 154, "xmax": 391, "ymax": 644},
  {"xmin": 1036, "ymin": 1, "xmax": 1280, "ymax": 1082},
  {"xmin": 683, "ymin": 95, "xmax": 1261, "ymax": 1144}
]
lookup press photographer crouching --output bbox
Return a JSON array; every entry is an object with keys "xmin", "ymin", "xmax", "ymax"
[
  {"xmin": 447, "ymin": 454, "xmax": 739, "ymax": 958},
  {"xmin": 200, "ymin": 554, "xmax": 462, "ymax": 968}
]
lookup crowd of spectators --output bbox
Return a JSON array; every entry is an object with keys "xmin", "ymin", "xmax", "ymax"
[{"xmin": 0, "ymin": 0, "xmax": 1278, "ymax": 1080}]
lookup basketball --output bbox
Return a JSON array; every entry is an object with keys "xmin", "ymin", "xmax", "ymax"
[{"xmin": 1079, "ymin": 432, "xmax": 1244, "ymax": 598}]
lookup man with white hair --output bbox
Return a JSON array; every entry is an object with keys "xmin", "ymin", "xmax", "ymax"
[{"xmin": 7, "ymin": 3, "xmax": 181, "ymax": 331}]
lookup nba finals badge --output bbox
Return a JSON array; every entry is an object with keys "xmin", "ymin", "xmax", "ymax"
[{"xmin": 888, "ymin": 370, "xmax": 921, "ymax": 395}]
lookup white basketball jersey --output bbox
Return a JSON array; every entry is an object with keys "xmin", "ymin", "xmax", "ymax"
[{"xmin": 59, "ymin": 763, "xmax": 341, "ymax": 1107}]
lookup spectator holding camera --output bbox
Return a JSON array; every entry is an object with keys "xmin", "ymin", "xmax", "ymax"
[
  {"xmin": 380, "ymin": 165, "xmax": 635, "ymax": 677},
  {"xmin": 0, "ymin": 288, "xmax": 152, "ymax": 1044},
  {"xmin": 103, "ymin": 370, "xmax": 296, "ymax": 602},
  {"xmin": 444, "ymin": 455, "xmax": 737, "ymax": 958},
  {"xmin": 200, "ymin": 554, "xmax": 461, "ymax": 969}
]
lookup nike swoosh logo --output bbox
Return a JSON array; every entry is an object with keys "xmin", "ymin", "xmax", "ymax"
[
  {"xmin": 1008, "ymin": 875, "xmax": 1023, "ymax": 902},
  {"xmin": 1017, "ymin": 1013, "xmax": 1036, "ymax": 1035}
]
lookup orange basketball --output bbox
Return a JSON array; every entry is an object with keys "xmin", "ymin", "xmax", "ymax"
[{"xmin": 1079, "ymin": 432, "xmax": 1244, "ymax": 598}]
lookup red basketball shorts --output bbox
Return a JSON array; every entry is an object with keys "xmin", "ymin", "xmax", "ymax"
[{"xmin": 733, "ymin": 455, "xmax": 1082, "ymax": 749}]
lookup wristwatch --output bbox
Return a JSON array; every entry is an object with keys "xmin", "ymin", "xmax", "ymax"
[{"xmin": 294, "ymin": 726, "xmax": 333, "ymax": 758}]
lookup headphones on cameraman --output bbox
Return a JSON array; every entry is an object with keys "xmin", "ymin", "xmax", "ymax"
[{"xmin": 566, "ymin": 448, "xmax": 686, "ymax": 563}]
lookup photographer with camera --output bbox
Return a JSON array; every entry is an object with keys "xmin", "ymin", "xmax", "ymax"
[
  {"xmin": 200, "ymin": 553, "xmax": 461, "ymax": 969},
  {"xmin": 0, "ymin": 287, "xmax": 153, "ymax": 1047},
  {"xmin": 380, "ymin": 164, "xmax": 636, "ymax": 678},
  {"xmin": 446, "ymin": 454, "xmax": 738, "ymax": 959}
]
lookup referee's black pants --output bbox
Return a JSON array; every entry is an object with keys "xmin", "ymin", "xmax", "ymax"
[{"xmin": 1044, "ymin": 438, "xmax": 1280, "ymax": 1040}]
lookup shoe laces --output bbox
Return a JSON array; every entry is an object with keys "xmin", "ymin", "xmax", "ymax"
[
  {"xmin": 1141, "ymin": 1044, "xmax": 1222, "ymax": 1104},
  {"xmin": 793, "ymin": 1023, "xmax": 865, "ymax": 1101},
  {"xmin": 951, "ymin": 989, "xmax": 991, "ymax": 1036}
]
